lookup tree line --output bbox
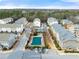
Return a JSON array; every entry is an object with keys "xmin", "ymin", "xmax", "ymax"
[{"xmin": 0, "ymin": 9, "xmax": 79, "ymax": 22}]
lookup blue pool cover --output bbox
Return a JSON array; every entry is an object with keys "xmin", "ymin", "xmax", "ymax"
[{"xmin": 31, "ymin": 37, "xmax": 41, "ymax": 45}]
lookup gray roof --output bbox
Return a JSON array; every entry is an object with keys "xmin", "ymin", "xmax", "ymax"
[
  {"xmin": 61, "ymin": 19, "xmax": 73, "ymax": 25},
  {"xmin": 0, "ymin": 33, "xmax": 16, "ymax": 48},
  {"xmin": 33, "ymin": 18, "xmax": 40, "ymax": 22},
  {"xmin": 2, "ymin": 18, "xmax": 13, "ymax": 21},
  {"xmin": 0, "ymin": 33, "xmax": 16, "ymax": 42},
  {"xmin": 22, "ymin": 50, "xmax": 40, "ymax": 59},
  {"xmin": 0, "ymin": 24, "xmax": 22, "ymax": 28},
  {"xmin": 0, "ymin": 18, "xmax": 13, "ymax": 23},
  {"xmin": 51, "ymin": 24, "xmax": 76, "ymax": 42},
  {"xmin": 7, "ymin": 50, "xmax": 41, "ymax": 59},
  {"xmin": 74, "ymin": 24, "xmax": 79, "ymax": 29},
  {"xmin": 48, "ymin": 17, "xmax": 57, "ymax": 21},
  {"xmin": 15, "ymin": 17, "xmax": 28, "ymax": 24}
]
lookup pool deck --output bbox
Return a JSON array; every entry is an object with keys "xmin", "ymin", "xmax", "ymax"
[{"xmin": 28, "ymin": 34, "xmax": 45, "ymax": 47}]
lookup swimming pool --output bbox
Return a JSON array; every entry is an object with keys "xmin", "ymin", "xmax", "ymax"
[{"xmin": 31, "ymin": 37, "xmax": 41, "ymax": 45}]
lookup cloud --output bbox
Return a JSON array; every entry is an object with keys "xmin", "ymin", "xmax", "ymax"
[
  {"xmin": 0, "ymin": 4, "xmax": 79, "ymax": 9},
  {"xmin": 61, "ymin": 0, "xmax": 79, "ymax": 2},
  {"xmin": 0, "ymin": 0, "xmax": 79, "ymax": 9}
]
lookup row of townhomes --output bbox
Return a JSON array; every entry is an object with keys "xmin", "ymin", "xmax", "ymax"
[
  {"xmin": 1, "ymin": 16, "xmax": 79, "ymax": 52},
  {"xmin": 0, "ymin": 18, "xmax": 13, "ymax": 24},
  {"xmin": 33, "ymin": 18, "xmax": 47, "ymax": 32},
  {"xmin": 47, "ymin": 17, "xmax": 79, "ymax": 51},
  {"xmin": 0, "ymin": 17, "xmax": 28, "ymax": 49}
]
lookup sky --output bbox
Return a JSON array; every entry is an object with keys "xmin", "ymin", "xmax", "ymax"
[{"xmin": 0, "ymin": 0, "xmax": 79, "ymax": 9}]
